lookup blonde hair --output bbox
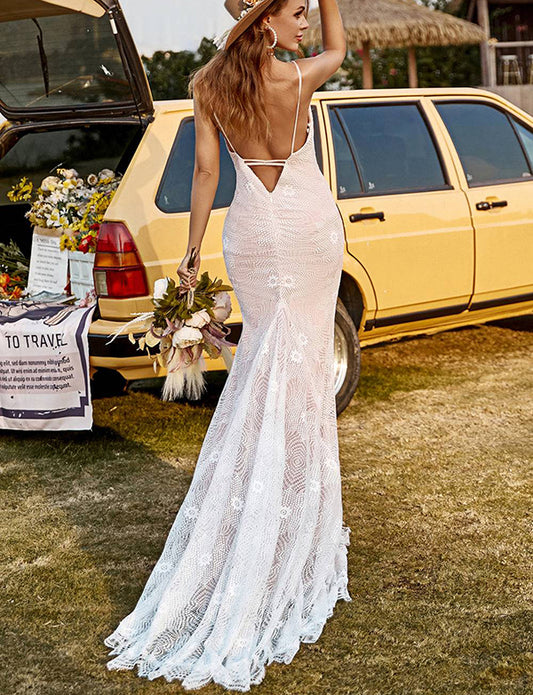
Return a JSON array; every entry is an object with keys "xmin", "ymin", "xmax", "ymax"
[{"xmin": 187, "ymin": 0, "xmax": 304, "ymax": 143}]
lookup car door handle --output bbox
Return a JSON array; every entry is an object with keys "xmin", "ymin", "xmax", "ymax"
[
  {"xmin": 349, "ymin": 211, "xmax": 385, "ymax": 223},
  {"xmin": 476, "ymin": 200, "xmax": 508, "ymax": 211}
]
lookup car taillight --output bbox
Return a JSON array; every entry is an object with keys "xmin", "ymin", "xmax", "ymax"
[{"xmin": 93, "ymin": 222, "xmax": 148, "ymax": 298}]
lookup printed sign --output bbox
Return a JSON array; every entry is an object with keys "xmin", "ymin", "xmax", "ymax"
[
  {"xmin": 26, "ymin": 228, "xmax": 69, "ymax": 295},
  {"xmin": 0, "ymin": 302, "xmax": 95, "ymax": 430}
]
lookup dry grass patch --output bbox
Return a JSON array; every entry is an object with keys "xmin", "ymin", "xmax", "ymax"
[{"xmin": 0, "ymin": 316, "xmax": 531, "ymax": 694}]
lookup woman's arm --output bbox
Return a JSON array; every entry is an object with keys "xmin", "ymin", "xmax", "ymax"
[
  {"xmin": 187, "ymin": 99, "xmax": 220, "ymax": 254},
  {"xmin": 300, "ymin": 0, "xmax": 346, "ymax": 92},
  {"xmin": 178, "ymin": 98, "xmax": 220, "ymax": 288}
]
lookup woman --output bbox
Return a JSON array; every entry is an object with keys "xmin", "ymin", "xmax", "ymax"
[{"xmin": 104, "ymin": 1, "xmax": 351, "ymax": 690}]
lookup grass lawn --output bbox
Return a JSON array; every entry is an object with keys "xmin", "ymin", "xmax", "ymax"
[{"xmin": 1, "ymin": 316, "xmax": 532, "ymax": 694}]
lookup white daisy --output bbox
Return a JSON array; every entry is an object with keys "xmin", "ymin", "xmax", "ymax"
[
  {"xmin": 184, "ymin": 505, "xmax": 200, "ymax": 520},
  {"xmin": 310, "ymin": 479, "xmax": 320, "ymax": 493},
  {"xmin": 228, "ymin": 580, "xmax": 239, "ymax": 596},
  {"xmin": 282, "ymin": 275, "xmax": 295, "ymax": 288},
  {"xmin": 252, "ymin": 480, "xmax": 265, "ymax": 494},
  {"xmin": 199, "ymin": 552, "xmax": 212, "ymax": 567},
  {"xmin": 290, "ymin": 350, "xmax": 303, "ymax": 364},
  {"xmin": 208, "ymin": 449, "xmax": 221, "ymax": 464},
  {"xmin": 324, "ymin": 457, "xmax": 336, "ymax": 470},
  {"xmin": 231, "ymin": 496, "xmax": 244, "ymax": 511}
]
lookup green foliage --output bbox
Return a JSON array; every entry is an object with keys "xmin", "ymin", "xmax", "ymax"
[
  {"xmin": 152, "ymin": 272, "xmax": 233, "ymax": 330},
  {"xmin": 140, "ymin": 1, "xmax": 481, "ymax": 99},
  {"xmin": 337, "ymin": 0, "xmax": 481, "ymax": 89},
  {"xmin": 142, "ymin": 38, "xmax": 217, "ymax": 100},
  {"xmin": 0, "ymin": 240, "xmax": 29, "ymax": 283}
]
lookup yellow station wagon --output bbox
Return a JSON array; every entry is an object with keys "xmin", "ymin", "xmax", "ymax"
[{"xmin": 1, "ymin": 0, "xmax": 532, "ymax": 414}]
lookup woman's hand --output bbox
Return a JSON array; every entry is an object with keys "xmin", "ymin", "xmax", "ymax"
[{"xmin": 177, "ymin": 247, "xmax": 201, "ymax": 290}]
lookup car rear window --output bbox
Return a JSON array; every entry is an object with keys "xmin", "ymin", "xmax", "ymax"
[
  {"xmin": 330, "ymin": 102, "xmax": 448, "ymax": 197},
  {"xmin": 0, "ymin": 13, "xmax": 133, "ymax": 112},
  {"xmin": 156, "ymin": 117, "xmax": 236, "ymax": 213},
  {"xmin": 157, "ymin": 106, "xmax": 325, "ymax": 214},
  {"xmin": 435, "ymin": 101, "xmax": 533, "ymax": 185}
]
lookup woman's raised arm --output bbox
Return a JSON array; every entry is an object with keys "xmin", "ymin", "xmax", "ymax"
[{"xmin": 300, "ymin": 0, "xmax": 346, "ymax": 92}]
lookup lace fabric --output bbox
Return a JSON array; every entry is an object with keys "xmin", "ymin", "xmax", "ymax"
[{"xmin": 103, "ymin": 60, "xmax": 352, "ymax": 691}]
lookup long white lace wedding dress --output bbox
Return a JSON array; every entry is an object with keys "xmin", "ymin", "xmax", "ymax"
[{"xmin": 104, "ymin": 59, "xmax": 352, "ymax": 691}]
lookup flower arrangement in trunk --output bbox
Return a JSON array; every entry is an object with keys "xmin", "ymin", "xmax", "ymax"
[
  {"xmin": 7, "ymin": 168, "xmax": 122, "ymax": 253},
  {"xmin": 0, "ymin": 241, "xmax": 29, "ymax": 300}
]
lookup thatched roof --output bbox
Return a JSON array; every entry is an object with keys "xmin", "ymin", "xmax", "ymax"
[{"xmin": 303, "ymin": 0, "xmax": 487, "ymax": 49}]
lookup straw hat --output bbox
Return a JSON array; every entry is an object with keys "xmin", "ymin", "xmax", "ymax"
[{"xmin": 215, "ymin": 0, "xmax": 279, "ymax": 51}]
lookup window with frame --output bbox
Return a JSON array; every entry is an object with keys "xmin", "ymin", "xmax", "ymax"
[
  {"xmin": 157, "ymin": 106, "xmax": 324, "ymax": 213},
  {"xmin": 513, "ymin": 118, "xmax": 533, "ymax": 170},
  {"xmin": 156, "ymin": 117, "xmax": 236, "ymax": 213},
  {"xmin": 435, "ymin": 101, "xmax": 533, "ymax": 186},
  {"xmin": 329, "ymin": 102, "xmax": 448, "ymax": 197}
]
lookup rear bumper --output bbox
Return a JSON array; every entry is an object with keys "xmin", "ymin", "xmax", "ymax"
[{"xmin": 88, "ymin": 318, "xmax": 242, "ymax": 381}]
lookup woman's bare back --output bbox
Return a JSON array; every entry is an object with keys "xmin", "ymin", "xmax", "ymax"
[{"xmin": 218, "ymin": 58, "xmax": 312, "ymax": 194}]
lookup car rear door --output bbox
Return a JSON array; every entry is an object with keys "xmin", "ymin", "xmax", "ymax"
[
  {"xmin": 323, "ymin": 97, "xmax": 475, "ymax": 332},
  {"xmin": 431, "ymin": 97, "xmax": 533, "ymax": 310},
  {"xmin": 0, "ymin": 0, "xmax": 153, "ymax": 123}
]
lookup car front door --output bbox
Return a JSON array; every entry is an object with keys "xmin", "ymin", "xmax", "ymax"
[
  {"xmin": 324, "ymin": 99, "xmax": 475, "ymax": 333},
  {"xmin": 432, "ymin": 99, "xmax": 533, "ymax": 310}
]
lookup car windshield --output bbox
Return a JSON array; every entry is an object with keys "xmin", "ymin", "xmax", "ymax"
[{"xmin": 0, "ymin": 12, "xmax": 133, "ymax": 113}]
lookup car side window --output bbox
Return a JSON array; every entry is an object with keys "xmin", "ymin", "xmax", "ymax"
[
  {"xmin": 513, "ymin": 118, "xmax": 533, "ymax": 169},
  {"xmin": 156, "ymin": 117, "xmax": 236, "ymax": 213},
  {"xmin": 329, "ymin": 103, "xmax": 447, "ymax": 197},
  {"xmin": 330, "ymin": 109, "xmax": 363, "ymax": 197},
  {"xmin": 435, "ymin": 101, "xmax": 533, "ymax": 186},
  {"xmin": 311, "ymin": 106, "xmax": 324, "ymax": 174}
]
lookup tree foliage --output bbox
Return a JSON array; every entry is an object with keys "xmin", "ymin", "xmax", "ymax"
[
  {"xmin": 141, "ymin": 38, "xmax": 217, "ymax": 100},
  {"xmin": 338, "ymin": 0, "xmax": 481, "ymax": 89},
  {"xmin": 141, "ymin": 1, "xmax": 481, "ymax": 98}
]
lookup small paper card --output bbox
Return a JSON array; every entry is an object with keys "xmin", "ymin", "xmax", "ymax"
[{"xmin": 27, "ymin": 227, "xmax": 69, "ymax": 295}]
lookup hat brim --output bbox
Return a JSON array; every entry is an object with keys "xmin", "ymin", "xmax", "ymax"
[{"xmin": 224, "ymin": 0, "xmax": 278, "ymax": 50}]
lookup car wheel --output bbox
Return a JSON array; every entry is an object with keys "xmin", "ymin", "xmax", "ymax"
[
  {"xmin": 90, "ymin": 368, "xmax": 127, "ymax": 399},
  {"xmin": 334, "ymin": 298, "xmax": 361, "ymax": 416}
]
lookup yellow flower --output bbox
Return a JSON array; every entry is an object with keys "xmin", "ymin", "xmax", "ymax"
[{"xmin": 7, "ymin": 176, "xmax": 33, "ymax": 202}]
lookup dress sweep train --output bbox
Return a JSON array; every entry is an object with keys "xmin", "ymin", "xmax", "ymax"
[{"xmin": 103, "ymin": 60, "xmax": 352, "ymax": 691}]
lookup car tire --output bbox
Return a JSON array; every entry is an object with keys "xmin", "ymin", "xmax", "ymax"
[
  {"xmin": 90, "ymin": 368, "xmax": 127, "ymax": 399},
  {"xmin": 334, "ymin": 298, "xmax": 361, "ymax": 416}
]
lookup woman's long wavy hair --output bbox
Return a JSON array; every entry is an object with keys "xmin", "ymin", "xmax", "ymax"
[{"xmin": 187, "ymin": 0, "xmax": 305, "ymax": 143}]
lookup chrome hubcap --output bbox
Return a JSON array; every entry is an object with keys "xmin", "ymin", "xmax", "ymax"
[{"xmin": 333, "ymin": 321, "xmax": 349, "ymax": 394}]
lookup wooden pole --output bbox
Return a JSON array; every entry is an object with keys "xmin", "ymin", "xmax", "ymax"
[
  {"xmin": 362, "ymin": 40, "xmax": 373, "ymax": 89},
  {"xmin": 408, "ymin": 46, "xmax": 418, "ymax": 88},
  {"xmin": 477, "ymin": 0, "xmax": 496, "ymax": 86}
]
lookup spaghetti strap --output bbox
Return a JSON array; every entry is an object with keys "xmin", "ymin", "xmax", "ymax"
[
  {"xmin": 213, "ymin": 111, "xmax": 237, "ymax": 154},
  {"xmin": 290, "ymin": 61, "xmax": 303, "ymax": 156},
  {"xmin": 214, "ymin": 60, "xmax": 305, "ymax": 166}
]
